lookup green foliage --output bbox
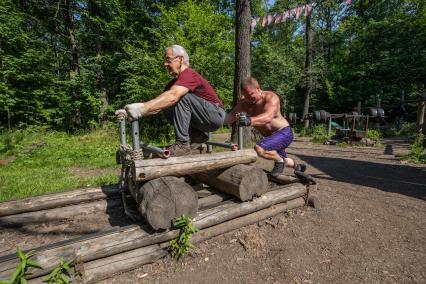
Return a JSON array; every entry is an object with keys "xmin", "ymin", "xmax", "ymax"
[
  {"xmin": 384, "ymin": 122, "xmax": 417, "ymax": 138},
  {"xmin": 408, "ymin": 134, "xmax": 426, "ymax": 163},
  {"xmin": 169, "ymin": 215, "xmax": 199, "ymax": 258},
  {"xmin": 305, "ymin": 125, "xmax": 330, "ymax": 144},
  {"xmin": 366, "ymin": 129, "xmax": 382, "ymax": 146},
  {"xmin": 0, "ymin": 248, "xmax": 42, "ymax": 284},
  {"xmin": 43, "ymin": 258, "xmax": 74, "ymax": 284}
]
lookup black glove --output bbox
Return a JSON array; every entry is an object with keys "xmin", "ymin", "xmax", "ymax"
[{"xmin": 238, "ymin": 112, "xmax": 251, "ymax": 126}]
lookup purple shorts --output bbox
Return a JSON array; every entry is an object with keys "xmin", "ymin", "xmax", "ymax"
[{"xmin": 256, "ymin": 126, "xmax": 293, "ymax": 158}]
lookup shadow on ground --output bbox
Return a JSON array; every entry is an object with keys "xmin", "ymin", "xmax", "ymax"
[{"xmin": 296, "ymin": 154, "xmax": 426, "ymax": 201}]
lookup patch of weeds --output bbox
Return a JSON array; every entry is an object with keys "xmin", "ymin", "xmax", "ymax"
[
  {"xmin": 169, "ymin": 215, "xmax": 199, "ymax": 258},
  {"xmin": 0, "ymin": 248, "xmax": 42, "ymax": 284},
  {"xmin": 43, "ymin": 258, "xmax": 74, "ymax": 284},
  {"xmin": 366, "ymin": 129, "xmax": 382, "ymax": 146},
  {"xmin": 384, "ymin": 122, "xmax": 416, "ymax": 138},
  {"xmin": 310, "ymin": 125, "xmax": 330, "ymax": 144},
  {"xmin": 407, "ymin": 134, "xmax": 426, "ymax": 163},
  {"xmin": 285, "ymin": 208, "xmax": 294, "ymax": 218}
]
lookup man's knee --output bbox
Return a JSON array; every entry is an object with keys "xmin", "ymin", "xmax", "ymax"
[{"xmin": 254, "ymin": 145, "xmax": 266, "ymax": 157}]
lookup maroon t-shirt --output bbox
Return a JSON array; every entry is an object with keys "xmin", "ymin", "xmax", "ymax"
[{"xmin": 164, "ymin": 68, "xmax": 223, "ymax": 108}]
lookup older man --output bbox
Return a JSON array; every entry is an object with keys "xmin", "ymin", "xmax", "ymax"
[
  {"xmin": 120, "ymin": 45, "xmax": 225, "ymax": 156},
  {"xmin": 224, "ymin": 77, "xmax": 306, "ymax": 176}
]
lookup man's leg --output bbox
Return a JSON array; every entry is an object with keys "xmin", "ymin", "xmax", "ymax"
[{"xmin": 163, "ymin": 93, "xmax": 225, "ymax": 156}]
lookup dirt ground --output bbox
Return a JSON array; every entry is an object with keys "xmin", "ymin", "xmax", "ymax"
[
  {"xmin": 1, "ymin": 137, "xmax": 425, "ymax": 283},
  {"xmin": 101, "ymin": 137, "xmax": 426, "ymax": 284}
]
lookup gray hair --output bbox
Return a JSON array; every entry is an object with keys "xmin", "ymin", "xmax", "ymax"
[{"xmin": 166, "ymin": 44, "xmax": 190, "ymax": 66}]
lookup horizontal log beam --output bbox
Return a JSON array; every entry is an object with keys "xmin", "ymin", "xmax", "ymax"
[
  {"xmin": 132, "ymin": 149, "xmax": 257, "ymax": 182},
  {"xmin": 0, "ymin": 183, "xmax": 306, "ymax": 280},
  {"xmin": 0, "ymin": 185, "xmax": 119, "ymax": 217},
  {"xmin": 0, "ymin": 198, "xmax": 122, "ymax": 227}
]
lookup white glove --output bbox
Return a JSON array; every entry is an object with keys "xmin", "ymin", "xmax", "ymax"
[
  {"xmin": 115, "ymin": 109, "xmax": 127, "ymax": 116},
  {"xmin": 124, "ymin": 103, "xmax": 145, "ymax": 121}
]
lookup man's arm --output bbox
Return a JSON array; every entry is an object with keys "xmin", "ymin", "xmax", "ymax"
[
  {"xmin": 125, "ymin": 85, "xmax": 188, "ymax": 120},
  {"xmin": 143, "ymin": 85, "xmax": 188, "ymax": 115},
  {"xmin": 250, "ymin": 93, "xmax": 279, "ymax": 126},
  {"xmin": 224, "ymin": 102, "xmax": 244, "ymax": 125}
]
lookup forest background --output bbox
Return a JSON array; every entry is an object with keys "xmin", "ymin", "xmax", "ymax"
[{"xmin": 0, "ymin": 0, "xmax": 425, "ymax": 137}]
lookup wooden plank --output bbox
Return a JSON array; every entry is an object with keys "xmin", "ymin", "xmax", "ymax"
[{"xmin": 0, "ymin": 185, "xmax": 119, "ymax": 217}]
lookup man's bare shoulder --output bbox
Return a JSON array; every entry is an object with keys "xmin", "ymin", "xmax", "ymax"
[{"xmin": 263, "ymin": 91, "xmax": 280, "ymax": 102}]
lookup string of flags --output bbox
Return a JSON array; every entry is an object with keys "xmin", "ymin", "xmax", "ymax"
[{"xmin": 251, "ymin": 0, "xmax": 352, "ymax": 31}]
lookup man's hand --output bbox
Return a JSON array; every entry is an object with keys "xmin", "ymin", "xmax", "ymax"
[
  {"xmin": 115, "ymin": 109, "xmax": 127, "ymax": 121},
  {"xmin": 238, "ymin": 112, "xmax": 251, "ymax": 126},
  {"xmin": 124, "ymin": 103, "xmax": 145, "ymax": 121}
]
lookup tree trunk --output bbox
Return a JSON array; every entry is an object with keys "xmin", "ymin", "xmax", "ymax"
[
  {"xmin": 302, "ymin": 0, "xmax": 313, "ymax": 128},
  {"xmin": 138, "ymin": 177, "xmax": 198, "ymax": 230},
  {"xmin": 63, "ymin": 0, "xmax": 81, "ymax": 127},
  {"xmin": 88, "ymin": 0, "xmax": 108, "ymax": 126},
  {"xmin": 416, "ymin": 92, "xmax": 426, "ymax": 135},
  {"xmin": 191, "ymin": 164, "xmax": 268, "ymax": 201},
  {"xmin": 231, "ymin": 0, "xmax": 252, "ymax": 145}
]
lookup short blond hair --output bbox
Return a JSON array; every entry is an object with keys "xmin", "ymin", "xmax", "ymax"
[{"xmin": 240, "ymin": 77, "xmax": 260, "ymax": 90}]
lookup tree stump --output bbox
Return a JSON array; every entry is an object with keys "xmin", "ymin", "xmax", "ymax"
[
  {"xmin": 138, "ymin": 176, "xmax": 198, "ymax": 230},
  {"xmin": 192, "ymin": 164, "xmax": 268, "ymax": 201}
]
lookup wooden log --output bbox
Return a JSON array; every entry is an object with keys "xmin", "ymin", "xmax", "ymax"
[
  {"xmin": 0, "ymin": 198, "xmax": 122, "ymax": 227},
  {"xmin": 184, "ymin": 197, "xmax": 305, "ymax": 245},
  {"xmin": 0, "ymin": 185, "xmax": 119, "ymax": 217},
  {"xmin": 31, "ymin": 198, "xmax": 305, "ymax": 284},
  {"xmin": 0, "ymin": 183, "xmax": 306, "ymax": 280},
  {"xmin": 29, "ymin": 245, "xmax": 167, "ymax": 284},
  {"xmin": 132, "ymin": 149, "xmax": 257, "ymax": 182},
  {"xmin": 139, "ymin": 176, "xmax": 199, "ymax": 230},
  {"xmin": 192, "ymin": 164, "xmax": 268, "ymax": 201},
  {"xmin": 268, "ymin": 173, "xmax": 298, "ymax": 185}
]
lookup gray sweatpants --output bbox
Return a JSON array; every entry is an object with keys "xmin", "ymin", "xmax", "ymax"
[{"xmin": 163, "ymin": 93, "xmax": 225, "ymax": 143}]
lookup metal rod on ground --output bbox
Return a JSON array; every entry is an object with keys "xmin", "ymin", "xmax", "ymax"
[
  {"xmin": 238, "ymin": 126, "xmax": 244, "ymax": 150},
  {"xmin": 141, "ymin": 144, "xmax": 170, "ymax": 158},
  {"xmin": 131, "ymin": 120, "xmax": 141, "ymax": 151},
  {"xmin": 206, "ymin": 141, "xmax": 238, "ymax": 150},
  {"xmin": 207, "ymin": 132, "xmax": 213, "ymax": 153}
]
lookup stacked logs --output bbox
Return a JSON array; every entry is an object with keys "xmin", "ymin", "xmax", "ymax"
[{"xmin": 0, "ymin": 147, "xmax": 310, "ymax": 283}]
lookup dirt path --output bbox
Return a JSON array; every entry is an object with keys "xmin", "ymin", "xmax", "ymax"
[{"xmin": 101, "ymin": 137, "xmax": 426, "ymax": 284}]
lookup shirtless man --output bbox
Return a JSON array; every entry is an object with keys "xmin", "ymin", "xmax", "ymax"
[{"xmin": 224, "ymin": 77, "xmax": 306, "ymax": 176}]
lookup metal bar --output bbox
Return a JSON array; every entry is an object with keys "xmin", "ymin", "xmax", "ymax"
[
  {"xmin": 119, "ymin": 119, "xmax": 126, "ymax": 146},
  {"xmin": 238, "ymin": 126, "xmax": 244, "ymax": 150},
  {"xmin": 206, "ymin": 141, "xmax": 238, "ymax": 150},
  {"xmin": 207, "ymin": 132, "xmax": 213, "ymax": 153},
  {"xmin": 131, "ymin": 120, "xmax": 141, "ymax": 150},
  {"xmin": 141, "ymin": 144, "xmax": 170, "ymax": 158}
]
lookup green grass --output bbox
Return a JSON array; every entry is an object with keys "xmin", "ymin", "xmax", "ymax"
[{"xmin": 0, "ymin": 127, "xmax": 122, "ymax": 201}]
